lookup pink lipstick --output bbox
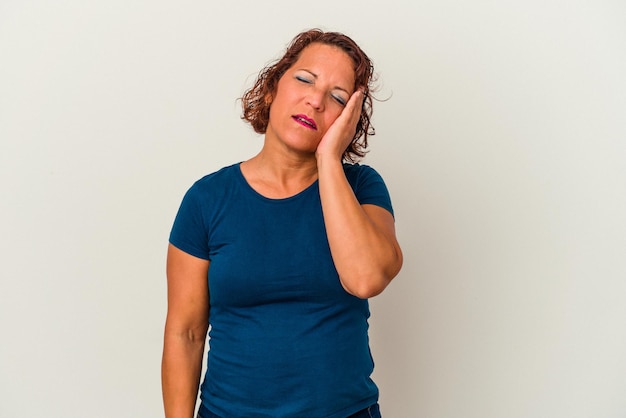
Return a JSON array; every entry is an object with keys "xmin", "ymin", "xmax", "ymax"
[{"xmin": 292, "ymin": 114, "xmax": 317, "ymax": 130}]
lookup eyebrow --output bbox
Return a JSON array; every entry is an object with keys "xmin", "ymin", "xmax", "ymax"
[{"xmin": 298, "ymin": 69, "xmax": 351, "ymax": 95}]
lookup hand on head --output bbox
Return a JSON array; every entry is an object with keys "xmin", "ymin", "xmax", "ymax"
[{"xmin": 315, "ymin": 89, "xmax": 366, "ymax": 162}]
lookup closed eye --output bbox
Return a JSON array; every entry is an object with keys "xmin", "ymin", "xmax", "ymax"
[
  {"xmin": 295, "ymin": 75, "xmax": 312, "ymax": 84},
  {"xmin": 332, "ymin": 94, "xmax": 347, "ymax": 106}
]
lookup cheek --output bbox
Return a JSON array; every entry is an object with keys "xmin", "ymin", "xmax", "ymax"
[{"xmin": 323, "ymin": 110, "xmax": 343, "ymax": 129}]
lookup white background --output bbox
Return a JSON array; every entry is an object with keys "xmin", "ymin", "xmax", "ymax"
[{"xmin": 1, "ymin": 1, "xmax": 625, "ymax": 417}]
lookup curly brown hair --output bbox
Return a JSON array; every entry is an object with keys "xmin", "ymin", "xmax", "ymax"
[{"xmin": 241, "ymin": 29, "xmax": 376, "ymax": 162}]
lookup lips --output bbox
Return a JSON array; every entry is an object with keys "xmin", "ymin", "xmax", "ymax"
[{"xmin": 292, "ymin": 114, "xmax": 317, "ymax": 130}]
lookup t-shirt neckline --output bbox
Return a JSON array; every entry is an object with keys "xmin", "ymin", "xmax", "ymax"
[{"xmin": 234, "ymin": 162, "xmax": 319, "ymax": 202}]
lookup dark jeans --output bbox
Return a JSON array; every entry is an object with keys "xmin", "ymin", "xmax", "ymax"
[{"xmin": 198, "ymin": 402, "xmax": 381, "ymax": 418}]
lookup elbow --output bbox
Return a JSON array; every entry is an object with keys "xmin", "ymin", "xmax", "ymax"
[
  {"xmin": 163, "ymin": 316, "xmax": 209, "ymax": 346},
  {"xmin": 339, "ymin": 268, "xmax": 399, "ymax": 299},
  {"xmin": 349, "ymin": 282, "xmax": 388, "ymax": 299},
  {"xmin": 338, "ymin": 246, "xmax": 403, "ymax": 299}
]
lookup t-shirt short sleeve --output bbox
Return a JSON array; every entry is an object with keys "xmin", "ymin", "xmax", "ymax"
[
  {"xmin": 344, "ymin": 164, "xmax": 395, "ymax": 217},
  {"xmin": 169, "ymin": 182, "xmax": 211, "ymax": 260}
]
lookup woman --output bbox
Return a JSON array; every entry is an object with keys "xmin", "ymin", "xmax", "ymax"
[{"xmin": 162, "ymin": 28, "xmax": 403, "ymax": 418}]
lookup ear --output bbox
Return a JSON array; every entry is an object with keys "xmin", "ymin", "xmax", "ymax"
[{"xmin": 264, "ymin": 92, "xmax": 273, "ymax": 106}]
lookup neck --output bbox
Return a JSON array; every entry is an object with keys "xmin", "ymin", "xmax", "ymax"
[{"xmin": 240, "ymin": 147, "xmax": 320, "ymax": 199}]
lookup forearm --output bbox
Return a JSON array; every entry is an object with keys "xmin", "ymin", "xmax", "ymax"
[
  {"xmin": 317, "ymin": 157, "xmax": 402, "ymax": 298},
  {"xmin": 162, "ymin": 328, "xmax": 207, "ymax": 418}
]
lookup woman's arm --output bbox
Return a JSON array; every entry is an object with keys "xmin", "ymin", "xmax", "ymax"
[
  {"xmin": 162, "ymin": 244, "xmax": 210, "ymax": 418},
  {"xmin": 317, "ymin": 159, "xmax": 403, "ymax": 298},
  {"xmin": 316, "ymin": 91, "xmax": 403, "ymax": 299}
]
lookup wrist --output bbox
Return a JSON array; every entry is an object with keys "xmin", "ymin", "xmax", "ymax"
[{"xmin": 315, "ymin": 152, "xmax": 343, "ymax": 170}]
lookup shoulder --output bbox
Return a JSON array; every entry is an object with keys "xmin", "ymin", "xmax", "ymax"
[
  {"xmin": 176, "ymin": 163, "xmax": 243, "ymax": 214},
  {"xmin": 342, "ymin": 163, "xmax": 387, "ymax": 188},
  {"xmin": 343, "ymin": 163, "xmax": 394, "ymax": 216},
  {"xmin": 193, "ymin": 163, "xmax": 240, "ymax": 187},
  {"xmin": 342, "ymin": 162, "xmax": 374, "ymax": 174},
  {"xmin": 186, "ymin": 163, "xmax": 241, "ymax": 195}
]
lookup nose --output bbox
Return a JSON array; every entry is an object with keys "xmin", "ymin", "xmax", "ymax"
[{"xmin": 306, "ymin": 88, "xmax": 324, "ymax": 111}]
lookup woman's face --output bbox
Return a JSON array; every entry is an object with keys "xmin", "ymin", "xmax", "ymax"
[{"xmin": 265, "ymin": 43, "xmax": 356, "ymax": 155}]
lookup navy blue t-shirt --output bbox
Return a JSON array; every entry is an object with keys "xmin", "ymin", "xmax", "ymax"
[{"xmin": 169, "ymin": 163, "xmax": 394, "ymax": 418}]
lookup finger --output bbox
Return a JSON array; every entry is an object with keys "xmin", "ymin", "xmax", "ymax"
[{"xmin": 341, "ymin": 90, "xmax": 364, "ymax": 124}]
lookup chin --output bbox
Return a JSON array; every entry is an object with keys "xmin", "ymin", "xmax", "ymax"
[{"xmin": 284, "ymin": 136, "xmax": 321, "ymax": 154}]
